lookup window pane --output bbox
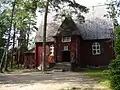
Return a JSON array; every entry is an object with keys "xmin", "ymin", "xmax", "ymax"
[
  {"xmin": 97, "ymin": 50, "xmax": 100, "ymax": 53},
  {"xmin": 97, "ymin": 46, "xmax": 100, "ymax": 49},
  {"xmin": 92, "ymin": 42, "xmax": 101, "ymax": 55},
  {"xmin": 93, "ymin": 46, "xmax": 96, "ymax": 49},
  {"xmin": 93, "ymin": 50, "xmax": 96, "ymax": 54}
]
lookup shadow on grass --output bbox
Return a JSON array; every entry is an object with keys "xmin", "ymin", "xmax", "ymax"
[{"xmin": 76, "ymin": 68, "xmax": 110, "ymax": 88}]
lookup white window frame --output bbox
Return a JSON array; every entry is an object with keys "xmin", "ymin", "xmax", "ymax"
[
  {"xmin": 62, "ymin": 36, "xmax": 71, "ymax": 42},
  {"xmin": 92, "ymin": 42, "xmax": 101, "ymax": 55},
  {"xmin": 50, "ymin": 45, "xmax": 54, "ymax": 56}
]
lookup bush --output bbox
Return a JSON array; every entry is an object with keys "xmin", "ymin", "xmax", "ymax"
[
  {"xmin": 115, "ymin": 27, "xmax": 120, "ymax": 55},
  {"xmin": 109, "ymin": 55, "xmax": 120, "ymax": 90}
]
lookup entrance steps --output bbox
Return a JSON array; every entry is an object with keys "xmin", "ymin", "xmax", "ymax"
[{"xmin": 52, "ymin": 62, "xmax": 71, "ymax": 72}]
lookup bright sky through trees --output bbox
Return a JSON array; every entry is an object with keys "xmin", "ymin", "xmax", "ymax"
[{"xmin": 36, "ymin": 0, "xmax": 111, "ymax": 27}]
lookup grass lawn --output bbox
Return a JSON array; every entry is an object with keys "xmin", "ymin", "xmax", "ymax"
[{"xmin": 79, "ymin": 68, "xmax": 111, "ymax": 89}]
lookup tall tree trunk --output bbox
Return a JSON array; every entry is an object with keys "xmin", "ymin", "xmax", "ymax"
[
  {"xmin": 26, "ymin": 24, "xmax": 30, "ymax": 48},
  {"xmin": 17, "ymin": 50, "xmax": 20, "ymax": 68},
  {"xmin": 19, "ymin": 30, "xmax": 27, "ymax": 68},
  {"xmin": 42, "ymin": 0, "xmax": 49, "ymax": 72},
  {"xmin": 0, "ymin": 49, "xmax": 5, "ymax": 73},
  {"xmin": 11, "ymin": 23, "xmax": 16, "ymax": 69},
  {"xmin": 3, "ymin": 0, "xmax": 16, "ymax": 72}
]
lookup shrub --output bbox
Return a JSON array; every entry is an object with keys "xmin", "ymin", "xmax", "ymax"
[
  {"xmin": 115, "ymin": 26, "xmax": 120, "ymax": 56},
  {"xmin": 109, "ymin": 55, "xmax": 120, "ymax": 90}
]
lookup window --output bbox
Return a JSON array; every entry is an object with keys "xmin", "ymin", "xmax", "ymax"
[
  {"xmin": 64, "ymin": 46, "xmax": 68, "ymax": 51},
  {"xmin": 62, "ymin": 36, "xmax": 71, "ymax": 42},
  {"xmin": 50, "ymin": 45, "xmax": 54, "ymax": 56},
  {"xmin": 92, "ymin": 42, "xmax": 101, "ymax": 55}
]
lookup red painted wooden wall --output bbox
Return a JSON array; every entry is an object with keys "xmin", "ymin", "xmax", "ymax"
[{"xmin": 34, "ymin": 42, "xmax": 55, "ymax": 67}]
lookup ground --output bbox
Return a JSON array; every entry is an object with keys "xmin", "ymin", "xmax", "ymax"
[{"xmin": 0, "ymin": 70, "xmax": 110, "ymax": 90}]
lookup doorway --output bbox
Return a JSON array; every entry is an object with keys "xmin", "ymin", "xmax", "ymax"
[{"xmin": 62, "ymin": 51, "xmax": 70, "ymax": 62}]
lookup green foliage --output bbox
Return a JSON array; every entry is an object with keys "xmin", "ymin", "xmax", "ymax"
[
  {"xmin": 1, "ymin": 0, "xmax": 38, "ymax": 50},
  {"xmin": 39, "ymin": 0, "xmax": 89, "ymax": 22},
  {"xmin": 114, "ymin": 26, "xmax": 120, "ymax": 55},
  {"xmin": 109, "ymin": 26, "xmax": 120, "ymax": 90},
  {"xmin": 109, "ymin": 56, "xmax": 120, "ymax": 90},
  {"xmin": 0, "ymin": 9, "xmax": 10, "ymax": 59},
  {"xmin": 107, "ymin": 0, "xmax": 120, "ymax": 89},
  {"xmin": 49, "ymin": 0, "xmax": 88, "ymax": 12},
  {"xmin": 0, "ymin": 0, "xmax": 39, "ymax": 72},
  {"xmin": 106, "ymin": 0, "xmax": 118, "ymax": 26}
]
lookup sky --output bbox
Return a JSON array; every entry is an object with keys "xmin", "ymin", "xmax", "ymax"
[{"xmin": 75, "ymin": 0, "xmax": 108, "ymax": 6}]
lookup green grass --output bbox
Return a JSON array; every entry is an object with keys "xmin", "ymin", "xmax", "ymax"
[
  {"xmin": 3, "ymin": 65, "xmax": 25, "ymax": 74},
  {"xmin": 79, "ymin": 68, "xmax": 111, "ymax": 89}
]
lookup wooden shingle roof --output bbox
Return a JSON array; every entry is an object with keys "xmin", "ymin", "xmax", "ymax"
[
  {"xmin": 35, "ymin": 17, "xmax": 114, "ymax": 42},
  {"xmin": 35, "ymin": 22, "xmax": 61, "ymax": 42},
  {"xmin": 75, "ymin": 18, "xmax": 114, "ymax": 40}
]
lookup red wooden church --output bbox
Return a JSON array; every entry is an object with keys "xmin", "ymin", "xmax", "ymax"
[{"xmin": 34, "ymin": 17, "xmax": 114, "ymax": 68}]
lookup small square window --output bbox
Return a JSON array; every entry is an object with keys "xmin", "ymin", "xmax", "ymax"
[
  {"xmin": 62, "ymin": 36, "xmax": 71, "ymax": 42},
  {"xmin": 64, "ymin": 46, "xmax": 68, "ymax": 51}
]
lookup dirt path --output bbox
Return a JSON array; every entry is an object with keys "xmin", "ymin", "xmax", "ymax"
[{"xmin": 0, "ymin": 71, "xmax": 109, "ymax": 90}]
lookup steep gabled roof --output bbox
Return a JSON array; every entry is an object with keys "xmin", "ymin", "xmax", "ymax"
[
  {"xmin": 56, "ymin": 17, "xmax": 81, "ymax": 36},
  {"xmin": 35, "ymin": 17, "xmax": 114, "ymax": 43}
]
